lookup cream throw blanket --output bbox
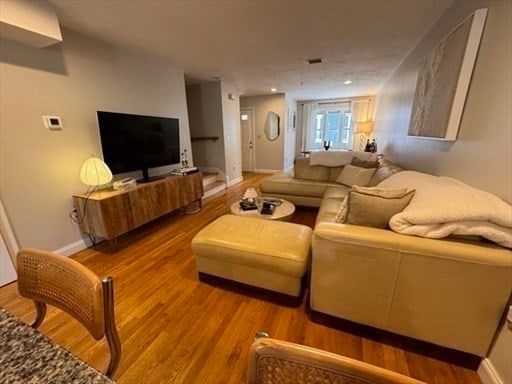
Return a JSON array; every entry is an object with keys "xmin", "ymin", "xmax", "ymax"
[
  {"xmin": 379, "ymin": 171, "xmax": 512, "ymax": 248},
  {"xmin": 309, "ymin": 151, "xmax": 377, "ymax": 167}
]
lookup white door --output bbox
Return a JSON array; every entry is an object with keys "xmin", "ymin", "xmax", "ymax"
[{"xmin": 240, "ymin": 108, "xmax": 254, "ymax": 172}]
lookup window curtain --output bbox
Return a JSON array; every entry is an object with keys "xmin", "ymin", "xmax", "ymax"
[
  {"xmin": 298, "ymin": 102, "xmax": 318, "ymax": 152},
  {"xmin": 351, "ymin": 99, "xmax": 373, "ymax": 151}
]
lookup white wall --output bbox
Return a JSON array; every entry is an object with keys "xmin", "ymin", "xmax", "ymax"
[
  {"xmin": 284, "ymin": 95, "xmax": 297, "ymax": 170},
  {"xmin": 374, "ymin": 1, "xmax": 511, "ymax": 382},
  {"xmin": 0, "ymin": 29, "xmax": 191, "ymax": 253},
  {"xmin": 240, "ymin": 94, "xmax": 286, "ymax": 172},
  {"xmin": 220, "ymin": 82, "xmax": 242, "ymax": 184},
  {"xmin": 186, "ymin": 82, "xmax": 226, "ymax": 173},
  {"xmin": 374, "ymin": 0, "xmax": 512, "ymax": 204}
]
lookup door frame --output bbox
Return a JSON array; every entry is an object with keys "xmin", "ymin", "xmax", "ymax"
[
  {"xmin": 0, "ymin": 200, "xmax": 19, "ymax": 286},
  {"xmin": 240, "ymin": 107, "xmax": 255, "ymax": 172}
]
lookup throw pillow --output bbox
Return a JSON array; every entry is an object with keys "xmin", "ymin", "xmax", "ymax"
[
  {"xmin": 340, "ymin": 186, "xmax": 416, "ymax": 228},
  {"xmin": 336, "ymin": 164, "xmax": 376, "ymax": 187},
  {"xmin": 368, "ymin": 158, "xmax": 403, "ymax": 187},
  {"xmin": 351, "ymin": 157, "xmax": 379, "ymax": 169}
]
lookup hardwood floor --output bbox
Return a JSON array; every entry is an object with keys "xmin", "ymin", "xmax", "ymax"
[{"xmin": 0, "ymin": 173, "xmax": 482, "ymax": 384}]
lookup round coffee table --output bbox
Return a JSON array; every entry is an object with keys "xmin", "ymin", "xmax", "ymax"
[{"xmin": 230, "ymin": 198, "xmax": 295, "ymax": 221}]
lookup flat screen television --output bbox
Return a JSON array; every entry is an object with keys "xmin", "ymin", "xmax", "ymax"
[{"xmin": 97, "ymin": 111, "xmax": 180, "ymax": 182}]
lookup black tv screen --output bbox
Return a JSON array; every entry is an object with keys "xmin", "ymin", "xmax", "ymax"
[{"xmin": 97, "ymin": 111, "xmax": 180, "ymax": 182}]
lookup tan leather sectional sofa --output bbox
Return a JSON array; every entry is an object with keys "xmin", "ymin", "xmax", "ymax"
[
  {"xmin": 260, "ymin": 156, "xmax": 512, "ymax": 357},
  {"xmin": 260, "ymin": 156, "xmax": 402, "ymax": 208}
]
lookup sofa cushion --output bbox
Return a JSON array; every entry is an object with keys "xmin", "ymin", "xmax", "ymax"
[
  {"xmin": 368, "ymin": 158, "xmax": 403, "ymax": 187},
  {"xmin": 261, "ymin": 173, "xmax": 338, "ymax": 198},
  {"xmin": 338, "ymin": 186, "xmax": 416, "ymax": 228},
  {"xmin": 294, "ymin": 157, "xmax": 330, "ymax": 181},
  {"xmin": 351, "ymin": 157, "xmax": 379, "ymax": 169},
  {"xmin": 322, "ymin": 186, "xmax": 348, "ymax": 200},
  {"xmin": 315, "ymin": 187, "xmax": 349, "ymax": 225},
  {"xmin": 328, "ymin": 167, "xmax": 344, "ymax": 182},
  {"xmin": 336, "ymin": 165, "xmax": 376, "ymax": 187}
]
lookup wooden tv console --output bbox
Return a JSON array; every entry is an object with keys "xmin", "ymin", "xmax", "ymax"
[{"xmin": 73, "ymin": 171, "xmax": 203, "ymax": 241}]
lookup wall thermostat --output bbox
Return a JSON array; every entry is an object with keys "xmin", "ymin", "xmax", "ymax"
[{"xmin": 42, "ymin": 115, "xmax": 63, "ymax": 130}]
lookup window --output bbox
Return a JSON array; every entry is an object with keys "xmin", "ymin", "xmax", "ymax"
[{"xmin": 308, "ymin": 103, "xmax": 352, "ymax": 150}]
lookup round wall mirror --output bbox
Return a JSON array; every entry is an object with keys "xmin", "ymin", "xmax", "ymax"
[{"xmin": 264, "ymin": 111, "xmax": 280, "ymax": 141}]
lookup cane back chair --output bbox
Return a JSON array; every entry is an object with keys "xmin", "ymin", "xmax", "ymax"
[
  {"xmin": 248, "ymin": 334, "xmax": 426, "ymax": 384},
  {"xmin": 16, "ymin": 247, "xmax": 121, "ymax": 378}
]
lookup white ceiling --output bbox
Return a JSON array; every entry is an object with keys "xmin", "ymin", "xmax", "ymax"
[{"xmin": 49, "ymin": 0, "xmax": 453, "ymax": 101}]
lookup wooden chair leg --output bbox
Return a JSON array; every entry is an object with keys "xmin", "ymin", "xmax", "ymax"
[
  {"xmin": 102, "ymin": 277, "xmax": 121, "ymax": 378},
  {"xmin": 31, "ymin": 301, "xmax": 47, "ymax": 329}
]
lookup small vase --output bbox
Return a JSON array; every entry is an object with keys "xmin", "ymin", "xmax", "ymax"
[{"xmin": 323, "ymin": 141, "xmax": 331, "ymax": 151}]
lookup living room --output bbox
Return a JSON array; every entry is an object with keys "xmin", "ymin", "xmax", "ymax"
[{"xmin": 0, "ymin": 0, "xmax": 511, "ymax": 383}]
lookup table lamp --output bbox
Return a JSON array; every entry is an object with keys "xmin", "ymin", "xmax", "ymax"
[
  {"xmin": 80, "ymin": 156, "xmax": 113, "ymax": 187},
  {"xmin": 355, "ymin": 121, "xmax": 374, "ymax": 152}
]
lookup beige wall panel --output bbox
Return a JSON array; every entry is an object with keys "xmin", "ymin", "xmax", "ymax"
[
  {"xmin": 186, "ymin": 82, "xmax": 225, "ymax": 172},
  {"xmin": 0, "ymin": 29, "xmax": 190, "ymax": 252},
  {"xmin": 240, "ymin": 94, "xmax": 285, "ymax": 172},
  {"xmin": 374, "ymin": 0, "xmax": 511, "ymax": 204},
  {"xmin": 373, "ymin": 0, "xmax": 511, "ymax": 380}
]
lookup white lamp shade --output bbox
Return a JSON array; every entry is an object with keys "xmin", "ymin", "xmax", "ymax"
[
  {"xmin": 355, "ymin": 121, "xmax": 374, "ymax": 134},
  {"xmin": 80, "ymin": 157, "xmax": 113, "ymax": 186}
]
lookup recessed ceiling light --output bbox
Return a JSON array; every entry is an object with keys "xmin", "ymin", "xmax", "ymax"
[
  {"xmin": 271, "ymin": 88, "xmax": 277, "ymax": 92},
  {"xmin": 344, "ymin": 80, "xmax": 352, "ymax": 85}
]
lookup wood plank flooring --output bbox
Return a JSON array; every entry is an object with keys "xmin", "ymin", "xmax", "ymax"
[{"xmin": 0, "ymin": 173, "xmax": 482, "ymax": 383}]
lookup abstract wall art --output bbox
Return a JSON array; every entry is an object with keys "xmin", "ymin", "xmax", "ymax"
[{"xmin": 408, "ymin": 8, "xmax": 487, "ymax": 141}]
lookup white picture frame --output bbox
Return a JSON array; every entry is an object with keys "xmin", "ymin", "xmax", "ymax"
[{"xmin": 408, "ymin": 8, "xmax": 487, "ymax": 141}]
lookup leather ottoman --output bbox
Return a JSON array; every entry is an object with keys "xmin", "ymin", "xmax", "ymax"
[{"xmin": 191, "ymin": 215, "xmax": 313, "ymax": 297}]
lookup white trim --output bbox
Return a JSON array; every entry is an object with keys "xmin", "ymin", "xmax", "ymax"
[
  {"xmin": 240, "ymin": 107, "xmax": 256, "ymax": 172},
  {"xmin": 445, "ymin": 8, "xmax": 487, "ymax": 141},
  {"xmin": 203, "ymin": 183, "xmax": 226, "ymax": 198},
  {"xmin": 254, "ymin": 169, "xmax": 281, "ymax": 174},
  {"xmin": 478, "ymin": 358, "xmax": 503, "ymax": 384},
  {"xmin": 52, "ymin": 238, "xmax": 91, "ymax": 257},
  {"xmin": 227, "ymin": 176, "xmax": 243, "ymax": 187},
  {"xmin": 0, "ymin": 199, "xmax": 19, "ymax": 266}
]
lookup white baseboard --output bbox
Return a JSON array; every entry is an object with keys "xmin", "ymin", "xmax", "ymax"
[
  {"xmin": 203, "ymin": 183, "xmax": 226, "ymax": 198},
  {"xmin": 227, "ymin": 176, "xmax": 243, "ymax": 187},
  {"xmin": 53, "ymin": 238, "xmax": 90, "ymax": 257},
  {"xmin": 478, "ymin": 358, "xmax": 503, "ymax": 384},
  {"xmin": 254, "ymin": 169, "xmax": 281, "ymax": 174}
]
